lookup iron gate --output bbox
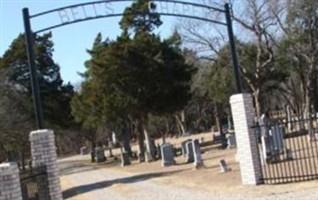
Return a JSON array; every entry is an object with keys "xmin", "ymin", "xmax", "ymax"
[
  {"xmin": 20, "ymin": 165, "xmax": 50, "ymax": 200},
  {"xmin": 253, "ymin": 116, "xmax": 318, "ymax": 184}
]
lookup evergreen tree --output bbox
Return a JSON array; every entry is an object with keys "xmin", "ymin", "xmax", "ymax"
[
  {"xmin": 72, "ymin": 0, "xmax": 195, "ymax": 159},
  {"xmin": 0, "ymin": 33, "xmax": 75, "ymax": 129}
]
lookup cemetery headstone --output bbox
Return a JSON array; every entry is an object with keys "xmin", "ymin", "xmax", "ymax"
[
  {"xmin": 80, "ymin": 146, "xmax": 89, "ymax": 155},
  {"xmin": 112, "ymin": 132, "xmax": 117, "ymax": 145},
  {"xmin": 121, "ymin": 152, "xmax": 131, "ymax": 167},
  {"xmin": 212, "ymin": 134, "xmax": 227, "ymax": 147},
  {"xmin": 186, "ymin": 141, "xmax": 194, "ymax": 163},
  {"xmin": 181, "ymin": 139, "xmax": 192, "ymax": 157},
  {"xmin": 161, "ymin": 143, "xmax": 175, "ymax": 167},
  {"xmin": 182, "ymin": 131, "xmax": 191, "ymax": 137},
  {"xmin": 271, "ymin": 122, "xmax": 284, "ymax": 154},
  {"xmin": 200, "ymin": 137, "xmax": 204, "ymax": 144},
  {"xmin": 285, "ymin": 148, "xmax": 293, "ymax": 160},
  {"xmin": 192, "ymin": 139, "xmax": 203, "ymax": 168},
  {"xmin": 219, "ymin": 159, "xmax": 230, "ymax": 173},
  {"xmin": 95, "ymin": 147, "xmax": 106, "ymax": 163},
  {"xmin": 227, "ymin": 134, "xmax": 236, "ymax": 148}
]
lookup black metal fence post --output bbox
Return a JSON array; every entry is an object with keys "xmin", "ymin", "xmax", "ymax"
[
  {"xmin": 22, "ymin": 8, "xmax": 43, "ymax": 129},
  {"xmin": 224, "ymin": 3, "xmax": 242, "ymax": 93}
]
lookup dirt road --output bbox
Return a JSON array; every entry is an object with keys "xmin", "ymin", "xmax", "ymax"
[{"xmin": 58, "ymin": 154, "xmax": 318, "ymax": 200}]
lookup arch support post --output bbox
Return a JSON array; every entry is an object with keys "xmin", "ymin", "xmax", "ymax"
[{"xmin": 23, "ymin": 8, "xmax": 43, "ymax": 129}]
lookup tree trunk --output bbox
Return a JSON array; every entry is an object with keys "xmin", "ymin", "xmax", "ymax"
[
  {"xmin": 214, "ymin": 102, "xmax": 223, "ymax": 135},
  {"xmin": 90, "ymin": 131, "xmax": 96, "ymax": 163},
  {"xmin": 312, "ymin": 72, "xmax": 318, "ymax": 113},
  {"xmin": 254, "ymin": 88, "xmax": 261, "ymax": 119},
  {"xmin": 137, "ymin": 118, "xmax": 146, "ymax": 162},
  {"xmin": 20, "ymin": 148, "xmax": 26, "ymax": 171},
  {"xmin": 175, "ymin": 114, "xmax": 185, "ymax": 136},
  {"xmin": 306, "ymin": 68, "xmax": 315, "ymax": 140}
]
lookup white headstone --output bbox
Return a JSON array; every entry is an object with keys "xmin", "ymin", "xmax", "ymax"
[
  {"xmin": 112, "ymin": 131, "xmax": 117, "ymax": 144},
  {"xmin": 181, "ymin": 139, "xmax": 191, "ymax": 157},
  {"xmin": 261, "ymin": 135, "xmax": 271, "ymax": 162},
  {"xmin": 193, "ymin": 139, "xmax": 203, "ymax": 168}
]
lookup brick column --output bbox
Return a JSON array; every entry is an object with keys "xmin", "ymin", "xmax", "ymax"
[
  {"xmin": 30, "ymin": 129, "xmax": 62, "ymax": 200},
  {"xmin": 230, "ymin": 93, "xmax": 262, "ymax": 185},
  {"xmin": 0, "ymin": 163, "xmax": 22, "ymax": 200}
]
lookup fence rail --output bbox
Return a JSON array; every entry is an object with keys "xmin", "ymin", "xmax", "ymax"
[
  {"xmin": 253, "ymin": 116, "xmax": 318, "ymax": 184},
  {"xmin": 20, "ymin": 165, "xmax": 50, "ymax": 200}
]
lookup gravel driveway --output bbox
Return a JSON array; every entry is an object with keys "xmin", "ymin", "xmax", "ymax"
[{"xmin": 58, "ymin": 155, "xmax": 318, "ymax": 200}]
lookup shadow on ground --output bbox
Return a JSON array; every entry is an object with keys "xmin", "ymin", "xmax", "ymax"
[
  {"xmin": 59, "ymin": 157, "xmax": 122, "ymax": 176},
  {"xmin": 59, "ymin": 161, "xmax": 96, "ymax": 176},
  {"xmin": 62, "ymin": 169, "xmax": 187, "ymax": 199}
]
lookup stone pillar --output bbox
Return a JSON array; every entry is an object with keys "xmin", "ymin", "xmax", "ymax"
[
  {"xmin": 230, "ymin": 93, "xmax": 262, "ymax": 185},
  {"xmin": 30, "ymin": 129, "xmax": 62, "ymax": 200},
  {"xmin": 0, "ymin": 163, "xmax": 22, "ymax": 200}
]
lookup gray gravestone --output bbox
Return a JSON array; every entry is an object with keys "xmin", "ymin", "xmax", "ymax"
[
  {"xmin": 121, "ymin": 152, "xmax": 131, "ymax": 167},
  {"xmin": 95, "ymin": 147, "xmax": 106, "ymax": 163},
  {"xmin": 80, "ymin": 146, "xmax": 89, "ymax": 155},
  {"xmin": 181, "ymin": 139, "xmax": 192, "ymax": 157},
  {"xmin": 219, "ymin": 159, "xmax": 229, "ymax": 173},
  {"xmin": 186, "ymin": 141, "xmax": 194, "ymax": 163},
  {"xmin": 271, "ymin": 123, "xmax": 284, "ymax": 153},
  {"xmin": 227, "ymin": 134, "xmax": 236, "ymax": 148},
  {"xmin": 261, "ymin": 134, "xmax": 273, "ymax": 162},
  {"xmin": 192, "ymin": 139, "xmax": 203, "ymax": 167},
  {"xmin": 285, "ymin": 148, "xmax": 293, "ymax": 160},
  {"xmin": 161, "ymin": 143, "xmax": 175, "ymax": 167}
]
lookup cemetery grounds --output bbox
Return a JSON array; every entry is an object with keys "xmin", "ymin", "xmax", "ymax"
[{"xmin": 58, "ymin": 132, "xmax": 318, "ymax": 199}]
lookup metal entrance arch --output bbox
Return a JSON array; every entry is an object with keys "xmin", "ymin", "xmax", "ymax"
[{"xmin": 22, "ymin": 0, "xmax": 242, "ymax": 129}]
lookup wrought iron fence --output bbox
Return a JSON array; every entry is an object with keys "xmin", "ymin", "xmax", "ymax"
[
  {"xmin": 253, "ymin": 116, "xmax": 318, "ymax": 184},
  {"xmin": 20, "ymin": 165, "xmax": 50, "ymax": 200}
]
